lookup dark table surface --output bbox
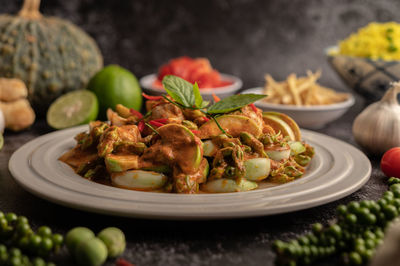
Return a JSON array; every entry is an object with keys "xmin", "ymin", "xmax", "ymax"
[{"xmin": 0, "ymin": 93, "xmax": 387, "ymax": 266}]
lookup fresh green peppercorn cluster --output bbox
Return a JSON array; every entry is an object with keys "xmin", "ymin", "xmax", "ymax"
[
  {"xmin": 273, "ymin": 177, "xmax": 400, "ymax": 266},
  {"xmin": 0, "ymin": 211, "xmax": 63, "ymax": 265}
]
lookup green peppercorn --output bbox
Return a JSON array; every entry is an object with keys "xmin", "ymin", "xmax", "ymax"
[
  {"xmin": 29, "ymin": 235, "xmax": 42, "ymax": 250},
  {"xmin": 38, "ymin": 226, "xmax": 52, "ymax": 238},
  {"xmin": 349, "ymin": 251, "xmax": 363, "ymax": 265},
  {"xmin": 328, "ymin": 224, "xmax": 342, "ymax": 239},
  {"xmin": 345, "ymin": 213, "xmax": 358, "ymax": 225},
  {"xmin": 348, "ymin": 202, "xmax": 360, "ymax": 212},
  {"xmin": 5, "ymin": 212, "xmax": 17, "ymax": 223},
  {"xmin": 337, "ymin": 205, "xmax": 347, "ymax": 216},
  {"xmin": 312, "ymin": 223, "xmax": 323, "ymax": 234},
  {"xmin": 40, "ymin": 237, "xmax": 54, "ymax": 253},
  {"xmin": 52, "ymin": 233, "xmax": 64, "ymax": 246},
  {"xmin": 32, "ymin": 257, "xmax": 46, "ymax": 266}
]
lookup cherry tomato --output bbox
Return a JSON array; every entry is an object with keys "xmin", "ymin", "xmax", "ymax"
[{"xmin": 381, "ymin": 147, "xmax": 400, "ymax": 178}]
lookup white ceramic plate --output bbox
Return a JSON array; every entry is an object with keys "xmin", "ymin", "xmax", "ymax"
[
  {"xmin": 243, "ymin": 88, "xmax": 355, "ymax": 129},
  {"xmin": 140, "ymin": 73, "xmax": 243, "ymax": 101},
  {"xmin": 9, "ymin": 125, "xmax": 370, "ymax": 220}
]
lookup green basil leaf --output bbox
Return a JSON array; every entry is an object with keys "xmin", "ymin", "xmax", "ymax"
[
  {"xmin": 193, "ymin": 82, "xmax": 203, "ymax": 108},
  {"xmin": 162, "ymin": 75, "xmax": 195, "ymax": 107},
  {"xmin": 207, "ymin": 94, "xmax": 267, "ymax": 114},
  {"xmin": 201, "ymin": 100, "xmax": 210, "ymax": 108}
]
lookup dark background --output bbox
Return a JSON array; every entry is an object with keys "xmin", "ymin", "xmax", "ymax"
[
  {"xmin": 3, "ymin": 0, "xmax": 400, "ymax": 91},
  {"xmin": 0, "ymin": 0, "xmax": 398, "ymax": 265}
]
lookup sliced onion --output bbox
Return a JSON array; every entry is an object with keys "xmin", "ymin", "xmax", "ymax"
[
  {"xmin": 244, "ymin": 158, "xmax": 271, "ymax": 181},
  {"xmin": 201, "ymin": 178, "xmax": 258, "ymax": 193},
  {"xmin": 111, "ymin": 170, "xmax": 167, "ymax": 191}
]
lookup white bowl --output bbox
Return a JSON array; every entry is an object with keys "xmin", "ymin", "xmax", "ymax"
[
  {"xmin": 242, "ymin": 88, "xmax": 355, "ymax": 129},
  {"xmin": 139, "ymin": 73, "xmax": 243, "ymax": 101}
]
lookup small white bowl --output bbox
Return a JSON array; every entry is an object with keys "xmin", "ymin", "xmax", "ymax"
[
  {"xmin": 139, "ymin": 73, "xmax": 243, "ymax": 101},
  {"xmin": 242, "ymin": 87, "xmax": 355, "ymax": 129}
]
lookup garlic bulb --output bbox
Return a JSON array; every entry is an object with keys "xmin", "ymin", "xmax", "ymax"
[{"xmin": 353, "ymin": 82, "xmax": 400, "ymax": 155}]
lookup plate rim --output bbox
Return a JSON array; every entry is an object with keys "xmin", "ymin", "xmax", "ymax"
[{"xmin": 8, "ymin": 125, "xmax": 371, "ymax": 220}]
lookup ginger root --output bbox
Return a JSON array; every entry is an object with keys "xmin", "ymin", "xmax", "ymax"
[{"xmin": 0, "ymin": 77, "xmax": 35, "ymax": 131}]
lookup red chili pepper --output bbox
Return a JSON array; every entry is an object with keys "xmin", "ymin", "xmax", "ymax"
[
  {"xmin": 138, "ymin": 121, "xmax": 145, "ymax": 132},
  {"xmin": 151, "ymin": 118, "xmax": 168, "ymax": 124},
  {"xmin": 202, "ymin": 116, "xmax": 210, "ymax": 122},
  {"xmin": 212, "ymin": 93, "xmax": 221, "ymax": 102},
  {"xmin": 142, "ymin": 92, "xmax": 163, "ymax": 101},
  {"xmin": 116, "ymin": 258, "xmax": 135, "ymax": 266},
  {"xmin": 148, "ymin": 120, "xmax": 164, "ymax": 127},
  {"xmin": 191, "ymin": 130, "xmax": 200, "ymax": 135},
  {"xmin": 129, "ymin": 108, "xmax": 143, "ymax": 119},
  {"xmin": 249, "ymin": 103, "xmax": 258, "ymax": 112}
]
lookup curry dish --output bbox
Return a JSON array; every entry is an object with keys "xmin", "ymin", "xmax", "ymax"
[{"xmin": 60, "ymin": 94, "xmax": 314, "ymax": 194}]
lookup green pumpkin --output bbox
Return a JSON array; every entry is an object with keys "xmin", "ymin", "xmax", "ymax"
[{"xmin": 0, "ymin": 0, "xmax": 103, "ymax": 114}]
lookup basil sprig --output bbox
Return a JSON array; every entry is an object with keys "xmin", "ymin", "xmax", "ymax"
[{"xmin": 161, "ymin": 75, "xmax": 266, "ymax": 112}]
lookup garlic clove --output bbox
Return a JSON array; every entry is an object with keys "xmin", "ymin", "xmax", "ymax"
[{"xmin": 352, "ymin": 82, "xmax": 400, "ymax": 155}]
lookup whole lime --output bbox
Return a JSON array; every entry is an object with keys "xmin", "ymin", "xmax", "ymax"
[{"xmin": 87, "ymin": 65, "xmax": 142, "ymax": 119}]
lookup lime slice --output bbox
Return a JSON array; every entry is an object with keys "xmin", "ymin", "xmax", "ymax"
[
  {"xmin": 47, "ymin": 90, "xmax": 99, "ymax": 129},
  {"xmin": 0, "ymin": 134, "xmax": 3, "ymax": 151}
]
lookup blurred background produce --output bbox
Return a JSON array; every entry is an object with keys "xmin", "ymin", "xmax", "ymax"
[
  {"xmin": 0, "ymin": 0, "xmax": 103, "ymax": 115},
  {"xmin": 328, "ymin": 22, "xmax": 400, "ymax": 102},
  {"xmin": 3, "ymin": 0, "xmax": 398, "ymax": 103}
]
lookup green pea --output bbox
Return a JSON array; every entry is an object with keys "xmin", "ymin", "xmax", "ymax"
[
  {"xmin": 38, "ymin": 226, "xmax": 52, "ymax": 237},
  {"xmin": 75, "ymin": 237, "xmax": 108, "ymax": 266},
  {"xmin": 5, "ymin": 212, "xmax": 17, "ymax": 223},
  {"xmin": 66, "ymin": 227, "xmax": 95, "ymax": 253}
]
